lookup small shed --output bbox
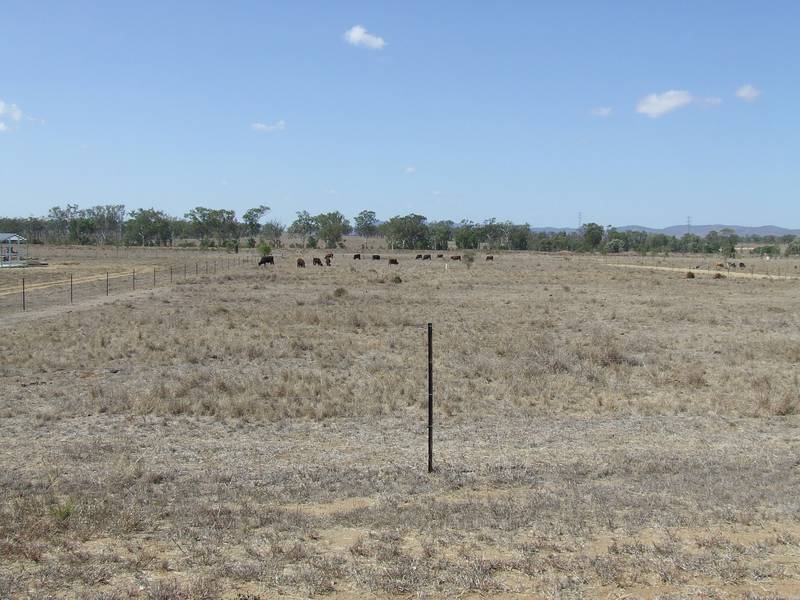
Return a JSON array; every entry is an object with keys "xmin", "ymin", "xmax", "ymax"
[{"xmin": 0, "ymin": 233, "xmax": 27, "ymax": 266}]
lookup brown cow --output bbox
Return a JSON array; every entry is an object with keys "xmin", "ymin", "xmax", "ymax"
[
  {"xmin": 353, "ymin": 253, "xmax": 361, "ymax": 260},
  {"xmin": 388, "ymin": 258, "xmax": 399, "ymax": 265},
  {"xmin": 296, "ymin": 258, "xmax": 306, "ymax": 268},
  {"xmin": 451, "ymin": 255, "xmax": 462, "ymax": 261},
  {"xmin": 325, "ymin": 252, "xmax": 334, "ymax": 260},
  {"xmin": 313, "ymin": 257, "xmax": 323, "ymax": 266},
  {"xmin": 325, "ymin": 257, "xmax": 331, "ymax": 266},
  {"xmin": 485, "ymin": 255, "xmax": 494, "ymax": 261},
  {"xmin": 436, "ymin": 254, "xmax": 444, "ymax": 258},
  {"xmin": 372, "ymin": 254, "xmax": 381, "ymax": 260},
  {"xmin": 422, "ymin": 254, "xmax": 431, "ymax": 260}
]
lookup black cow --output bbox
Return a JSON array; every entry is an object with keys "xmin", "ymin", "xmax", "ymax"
[
  {"xmin": 739, "ymin": 262, "xmax": 746, "ymax": 268},
  {"xmin": 296, "ymin": 258, "xmax": 306, "ymax": 268},
  {"xmin": 436, "ymin": 254, "xmax": 444, "ymax": 258},
  {"xmin": 415, "ymin": 254, "xmax": 423, "ymax": 260},
  {"xmin": 485, "ymin": 255, "xmax": 494, "ymax": 261},
  {"xmin": 422, "ymin": 254, "xmax": 431, "ymax": 260},
  {"xmin": 313, "ymin": 257, "xmax": 323, "ymax": 266},
  {"xmin": 325, "ymin": 257, "xmax": 331, "ymax": 266},
  {"xmin": 451, "ymin": 255, "xmax": 462, "ymax": 261},
  {"xmin": 258, "ymin": 255, "xmax": 274, "ymax": 266},
  {"xmin": 353, "ymin": 253, "xmax": 361, "ymax": 260},
  {"xmin": 389, "ymin": 258, "xmax": 399, "ymax": 265},
  {"xmin": 325, "ymin": 252, "xmax": 334, "ymax": 260},
  {"xmin": 372, "ymin": 254, "xmax": 381, "ymax": 260}
]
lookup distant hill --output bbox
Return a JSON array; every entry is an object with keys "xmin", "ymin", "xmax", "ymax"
[
  {"xmin": 531, "ymin": 227, "xmax": 578, "ymax": 234},
  {"xmin": 532, "ymin": 225, "xmax": 800, "ymax": 237}
]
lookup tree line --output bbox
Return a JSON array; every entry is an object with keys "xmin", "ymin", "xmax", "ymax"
[{"xmin": 1, "ymin": 204, "xmax": 799, "ymax": 256}]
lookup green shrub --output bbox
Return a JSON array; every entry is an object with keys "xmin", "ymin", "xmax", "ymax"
[
  {"xmin": 50, "ymin": 499, "xmax": 76, "ymax": 521},
  {"xmin": 257, "ymin": 241, "xmax": 272, "ymax": 257}
]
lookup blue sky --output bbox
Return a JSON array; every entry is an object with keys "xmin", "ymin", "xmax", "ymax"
[{"xmin": 2, "ymin": 1, "xmax": 798, "ymax": 227}]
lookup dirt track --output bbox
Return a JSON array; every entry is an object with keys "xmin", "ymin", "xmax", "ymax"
[{"xmin": 607, "ymin": 262, "xmax": 800, "ymax": 280}]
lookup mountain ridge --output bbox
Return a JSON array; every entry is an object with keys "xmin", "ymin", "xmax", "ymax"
[{"xmin": 531, "ymin": 225, "xmax": 800, "ymax": 236}]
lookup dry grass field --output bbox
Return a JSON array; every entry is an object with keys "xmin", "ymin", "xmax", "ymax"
[{"xmin": 2, "ymin": 247, "xmax": 800, "ymax": 599}]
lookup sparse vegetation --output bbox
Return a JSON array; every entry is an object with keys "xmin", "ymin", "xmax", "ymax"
[{"xmin": 2, "ymin": 246, "xmax": 800, "ymax": 598}]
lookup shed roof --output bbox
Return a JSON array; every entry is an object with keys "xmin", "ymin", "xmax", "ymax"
[{"xmin": 0, "ymin": 233, "xmax": 26, "ymax": 242}]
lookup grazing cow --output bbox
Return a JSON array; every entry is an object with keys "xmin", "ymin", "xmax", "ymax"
[
  {"xmin": 485, "ymin": 255, "xmax": 494, "ymax": 261},
  {"xmin": 436, "ymin": 254, "xmax": 444, "ymax": 258},
  {"xmin": 388, "ymin": 258, "xmax": 399, "ymax": 265},
  {"xmin": 296, "ymin": 258, "xmax": 306, "ymax": 268},
  {"xmin": 415, "ymin": 254, "xmax": 423, "ymax": 260},
  {"xmin": 258, "ymin": 255, "xmax": 274, "ymax": 266},
  {"xmin": 313, "ymin": 257, "xmax": 323, "ymax": 266},
  {"xmin": 325, "ymin": 252, "xmax": 334, "ymax": 260},
  {"xmin": 372, "ymin": 254, "xmax": 381, "ymax": 260},
  {"xmin": 422, "ymin": 254, "xmax": 431, "ymax": 260},
  {"xmin": 739, "ymin": 262, "xmax": 746, "ymax": 268},
  {"xmin": 353, "ymin": 253, "xmax": 361, "ymax": 260},
  {"xmin": 451, "ymin": 255, "xmax": 462, "ymax": 261}
]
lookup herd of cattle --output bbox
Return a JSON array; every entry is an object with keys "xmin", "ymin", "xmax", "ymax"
[
  {"xmin": 708, "ymin": 261, "xmax": 747, "ymax": 269},
  {"xmin": 258, "ymin": 252, "xmax": 495, "ymax": 267}
]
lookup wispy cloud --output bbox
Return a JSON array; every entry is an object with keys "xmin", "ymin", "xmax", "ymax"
[
  {"xmin": 636, "ymin": 90, "xmax": 694, "ymax": 118},
  {"xmin": 736, "ymin": 84, "xmax": 761, "ymax": 103},
  {"xmin": 0, "ymin": 99, "xmax": 25, "ymax": 132},
  {"xmin": 700, "ymin": 97, "xmax": 722, "ymax": 107},
  {"xmin": 404, "ymin": 165, "xmax": 416, "ymax": 174},
  {"xmin": 590, "ymin": 106, "xmax": 613, "ymax": 118},
  {"xmin": 0, "ymin": 100, "xmax": 23, "ymax": 122},
  {"xmin": 343, "ymin": 25, "xmax": 386, "ymax": 50},
  {"xmin": 251, "ymin": 120, "xmax": 286, "ymax": 133}
]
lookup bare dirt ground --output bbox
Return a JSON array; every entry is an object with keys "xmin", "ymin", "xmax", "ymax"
[{"xmin": 2, "ymin": 248, "xmax": 800, "ymax": 599}]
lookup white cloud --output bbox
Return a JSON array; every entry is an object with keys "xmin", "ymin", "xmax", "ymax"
[
  {"xmin": 736, "ymin": 84, "xmax": 761, "ymax": 103},
  {"xmin": 0, "ymin": 100, "xmax": 23, "ymax": 122},
  {"xmin": 700, "ymin": 97, "xmax": 722, "ymax": 106},
  {"xmin": 0, "ymin": 122, "xmax": 7, "ymax": 133},
  {"xmin": 404, "ymin": 165, "xmax": 416, "ymax": 174},
  {"xmin": 590, "ymin": 106, "xmax": 613, "ymax": 117},
  {"xmin": 251, "ymin": 119, "xmax": 286, "ymax": 133},
  {"xmin": 636, "ymin": 90, "xmax": 694, "ymax": 118},
  {"xmin": 343, "ymin": 25, "xmax": 386, "ymax": 50}
]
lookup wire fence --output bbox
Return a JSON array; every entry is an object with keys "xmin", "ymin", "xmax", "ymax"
[{"xmin": 0, "ymin": 254, "xmax": 258, "ymax": 315}]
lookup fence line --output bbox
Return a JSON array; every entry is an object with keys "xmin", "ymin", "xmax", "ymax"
[{"xmin": 4, "ymin": 254, "xmax": 257, "ymax": 314}]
